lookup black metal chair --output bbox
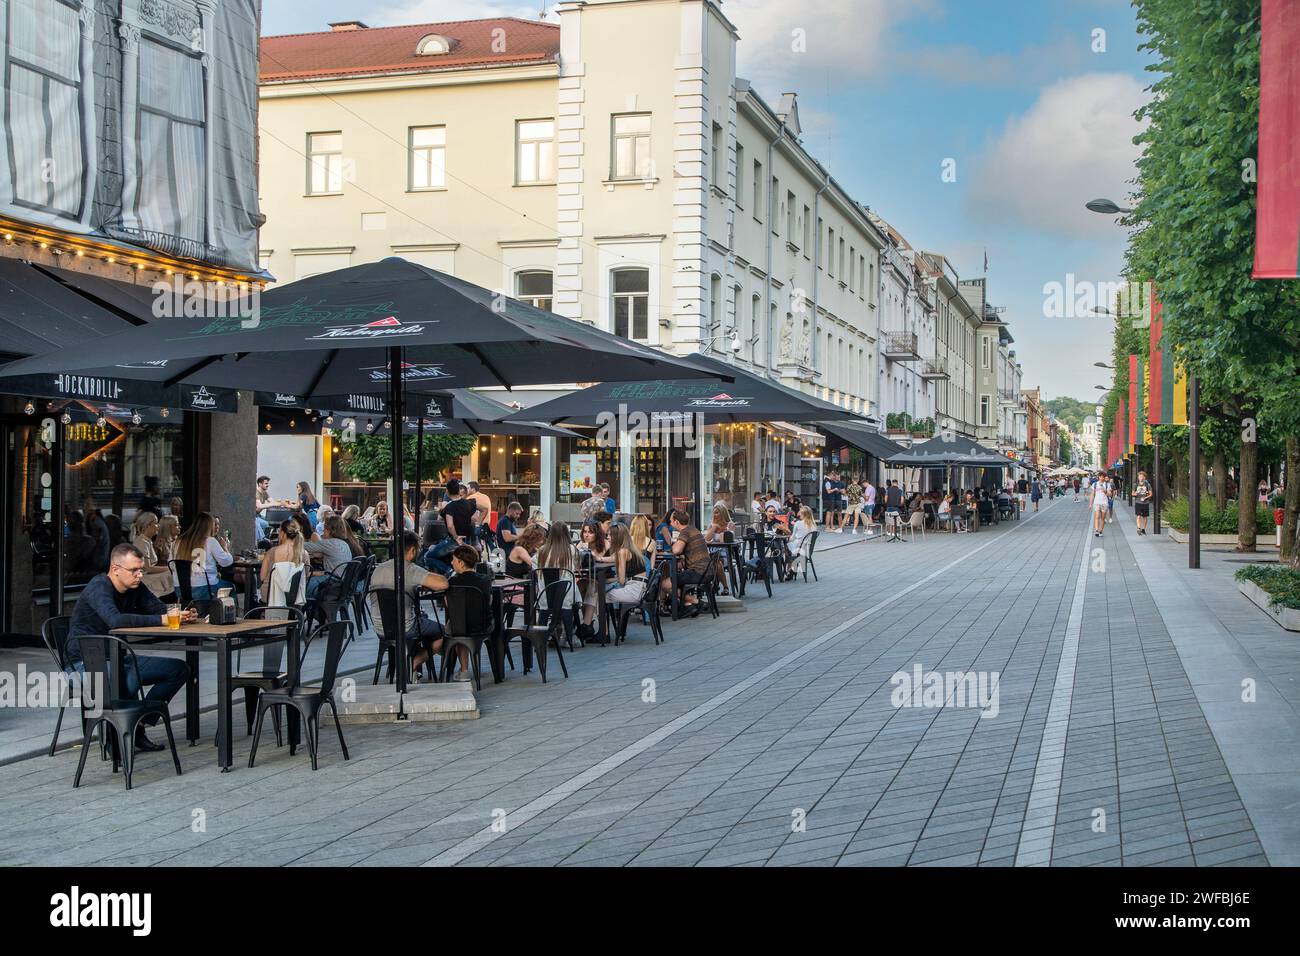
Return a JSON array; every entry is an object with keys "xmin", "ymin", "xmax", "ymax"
[
  {"xmin": 439, "ymin": 581, "xmax": 495, "ymax": 689},
  {"xmin": 793, "ymin": 530, "xmax": 820, "ymax": 582},
  {"xmin": 72, "ymin": 635, "xmax": 183, "ymax": 790},
  {"xmin": 352, "ymin": 555, "xmax": 378, "ymax": 635},
  {"xmin": 370, "ymin": 587, "xmax": 441, "ymax": 684},
  {"xmin": 229, "ymin": 606, "xmax": 306, "ymax": 745},
  {"xmin": 742, "ymin": 529, "xmax": 774, "ymax": 598},
  {"xmin": 682, "ymin": 558, "xmax": 720, "ymax": 619},
  {"xmin": 504, "ymin": 568, "xmax": 574, "ymax": 682},
  {"xmin": 607, "ymin": 565, "xmax": 664, "ymax": 646},
  {"xmin": 314, "ymin": 558, "xmax": 365, "ymax": 640},
  {"xmin": 248, "ymin": 622, "xmax": 351, "ymax": 772},
  {"xmin": 40, "ymin": 615, "xmax": 78, "ymax": 757}
]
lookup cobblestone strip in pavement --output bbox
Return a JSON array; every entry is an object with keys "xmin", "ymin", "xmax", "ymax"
[{"xmin": 1014, "ymin": 516, "xmax": 1093, "ymax": 865}]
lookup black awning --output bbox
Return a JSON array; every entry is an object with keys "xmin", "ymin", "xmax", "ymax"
[{"xmin": 815, "ymin": 420, "xmax": 906, "ymax": 459}]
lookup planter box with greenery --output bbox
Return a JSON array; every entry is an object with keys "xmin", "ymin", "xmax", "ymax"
[
  {"xmin": 1235, "ymin": 566, "xmax": 1300, "ymax": 632},
  {"xmin": 1162, "ymin": 498, "xmax": 1273, "ymax": 536}
]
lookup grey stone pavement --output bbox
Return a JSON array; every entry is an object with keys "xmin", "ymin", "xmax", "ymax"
[{"xmin": 0, "ymin": 494, "xmax": 1288, "ymax": 867}]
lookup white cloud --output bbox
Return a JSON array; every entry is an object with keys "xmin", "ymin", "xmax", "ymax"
[
  {"xmin": 726, "ymin": 0, "xmax": 935, "ymax": 93},
  {"xmin": 967, "ymin": 72, "xmax": 1149, "ymax": 239}
]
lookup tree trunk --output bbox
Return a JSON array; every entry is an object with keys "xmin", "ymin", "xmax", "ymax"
[
  {"xmin": 1197, "ymin": 452, "xmax": 1209, "ymax": 505},
  {"xmin": 1238, "ymin": 431, "xmax": 1258, "ymax": 552},
  {"xmin": 1283, "ymin": 435, "xmax": 1299, "ymax": 567},
  {"xmin": 1171, "ymin": 453, "xmax": 1185, "ymax": 503},
  {"xmin": 1213, "ymin": 449, "xmax": 1228, "ymax": 511}
]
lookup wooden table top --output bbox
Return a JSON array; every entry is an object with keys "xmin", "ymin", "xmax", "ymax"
[{"xmin": 111, "ymin": 619, "xmax": 296, "ymax": 639}]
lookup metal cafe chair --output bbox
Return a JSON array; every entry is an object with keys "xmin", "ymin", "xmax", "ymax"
[
  {"xmin": 438, "ymin": 582, "xmax": 495, "ymax": 690},
  {"xmin": 248, "ymin": 622, "xmax": 351, "ymax": 772},
  {"xmin": 72, "ymin": 636, "xmax": 183, "ymax": 790},
  {"xmin": 504, "ymin": 568, "xmax": 575, "ymax": 682},
  {"xmin": 230, "ymin": 606, "xmax": 306, "ymax": 744}
]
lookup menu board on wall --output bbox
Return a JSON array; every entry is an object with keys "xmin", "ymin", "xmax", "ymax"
[{"xmin": 569, "ymin": 453, "xmax": 597, "ymax": 494}]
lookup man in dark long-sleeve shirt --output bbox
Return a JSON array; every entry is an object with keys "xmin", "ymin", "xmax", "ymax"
[{"xmin": 68, "ymin": 544, "xmax": 193, "ymax": 751}]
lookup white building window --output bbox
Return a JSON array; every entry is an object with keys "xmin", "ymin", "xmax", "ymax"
[
  {"xmin": 612, "ymin": 113, "xmax": 652, "ymax": 180},
  {"xmin": 138, "ymin": 37, "xmax": 207, "ymax": 240},
  {"xmin": 516, "ymin": 119, "xmax": 555, "ymax": 185},
  {"xmin": 709, "ymin": 274, "xmax": 722, "ymax": 339},
  {"xmin": 611, "ymin": 267, "xmax": 649, "ymax": 340},
  {"xmin": 711, "ymin": 122, "xmax": 723, "ymax": 188},
  {"xmin": 515, "ymin": 270, "xmax": 553, "ymax": 311},
  {"xmin": 735, "ymin": 143, "xmax": 745, "ymax": 208},
  {"xmin": 409, "ymin": 126, "xmax": 446, "ymax": 190},
  {"xmin": 786, "ymin": 191, "xmax": 796, "ymax": 243},
  {"xmin": 980, "ymin": 394, "xmax": 992, "ymax": 426},
  {"xmin": 750, "ymin": 294, "xmax": 760, "ymax": 361},
  {"xmin": 307, "ymin": 132, "xmax": 343, "ymax": 195},
  {"xmin": 981, "ymin": 337, "xmax": 992, "ymax": 369},
  {"xmin": 6, "ymin": 0, "xmax": 84, "ymax": 216}
]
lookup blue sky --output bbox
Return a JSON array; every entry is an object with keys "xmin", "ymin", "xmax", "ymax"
[{"xmin": 261, "ymin": 0, "xmax": 1154, "ymax": 402}]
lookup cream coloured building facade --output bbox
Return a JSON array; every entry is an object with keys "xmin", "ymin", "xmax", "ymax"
[{"xmin": 257, "ymin": 0, "xmax": 886, "ymax": 415}]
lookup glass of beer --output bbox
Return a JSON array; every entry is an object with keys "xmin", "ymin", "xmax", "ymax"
[{"xmin": 166, "ymin": 605, "xmax": 182, "ymax": 630}]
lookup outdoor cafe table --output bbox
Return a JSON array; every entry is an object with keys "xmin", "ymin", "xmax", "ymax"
[{"xmin": 110, "ymin": 618, "xmax": 299, "ymax": 772}]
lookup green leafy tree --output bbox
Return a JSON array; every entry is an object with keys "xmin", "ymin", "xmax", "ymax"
[
  {"xmin": 1043, "ymin": 397, "xmax": 1096, "ymax": 434},
  {"xmin": 1125, "ymin": 0, "xmax": 1300, "ymax": 551},
  {"xmin": 338, "ymin": 434, "xmax": 476, "ymax": 484}
]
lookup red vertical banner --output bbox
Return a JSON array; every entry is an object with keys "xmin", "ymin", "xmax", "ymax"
[
  {"xmin": 1147, "ymin": 287, "xmax": 1163, "ymax": 424},
  {"xmin": 1254, "ymin": 0, "xmax": 1300, "ymax": 278},
  {"xmin": 1128, "ymin": 354, "xmax": 1139, "ymax": 447}
]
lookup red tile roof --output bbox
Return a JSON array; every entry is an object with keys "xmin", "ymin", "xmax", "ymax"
[{"xmin": 260, "ymin": 18, "xmax": 559, "ymax": 83}]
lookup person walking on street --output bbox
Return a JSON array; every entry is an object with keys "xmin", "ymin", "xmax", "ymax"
[
  {"xmin": 1133, "ymin": 470, "xmax": 1153, "ymax": 535},
  {"xmin": 1091, "ymin": 474, "xmax": 1109, "ymax": 537},
  {"xmin": 1030, "ymin": 477, "xmax": 1043, "ymax": 512},
  {"xmin": 1106, "ymin": 474, "xmax": 1116, "ymax": 524}
]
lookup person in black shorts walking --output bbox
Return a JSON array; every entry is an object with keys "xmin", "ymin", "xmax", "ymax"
[{"xmin": 1133, "ymin": 470, "xmax": 1153, "ymax": 535}]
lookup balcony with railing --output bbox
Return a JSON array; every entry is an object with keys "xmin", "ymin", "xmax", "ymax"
[
  {"xmin": 998, "ymin": 389, "xmax": 1019, "ymax": 406},
  {"xmin": 921, "ymin": 358, "xmax": 949, "ymax": 380},
  {"xmin": 881, "ymin": 331, "xmax": 921, "ymax": 361}
]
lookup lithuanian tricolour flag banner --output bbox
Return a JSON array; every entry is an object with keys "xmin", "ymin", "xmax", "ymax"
[
  {"xmin": 1254, "ymin": 0, "xmax": 1300, "ymax": 278},
  {"xmin": 1146, "ymin": 286, "xmax": 1188, "ymax": 426},
  {"xmin": 1128, "ymin": 354, "xmax": 1145, "ymax": 448}
]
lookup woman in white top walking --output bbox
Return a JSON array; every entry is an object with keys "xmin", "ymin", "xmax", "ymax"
[{"xmin": 1091, "ymin": 476, "xmax": 1110, "ymax": 537}]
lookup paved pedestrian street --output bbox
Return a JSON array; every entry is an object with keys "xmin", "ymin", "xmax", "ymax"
[{"xmin": 0, "ymin": 497, "xmax": 1284, "ymax": 868}]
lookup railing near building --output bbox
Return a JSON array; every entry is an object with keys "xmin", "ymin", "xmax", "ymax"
[
  {"xmin": 882, "ymin": 332, "xmax": 921, "ymax": 361},
  {"xmin": 921, "ymin": 359, "xmax": 949, "ymax": 380}
]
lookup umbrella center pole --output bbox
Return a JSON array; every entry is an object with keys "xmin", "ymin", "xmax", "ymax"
[{"xmin": 390, "ymin": 344, "xmax": 410, "ymax": 702}]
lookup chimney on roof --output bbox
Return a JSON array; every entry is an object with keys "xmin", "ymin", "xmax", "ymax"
[
  {"xmin": 776, "ymin": 92, "xmax": 802, "ymax": 138},
  {"xmin": 328, "ymin": 21, "xmax": 369, "ymax": 31}
]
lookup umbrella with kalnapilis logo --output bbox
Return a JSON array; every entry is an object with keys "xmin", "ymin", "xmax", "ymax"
[
  {"xmin": 0, "ymin": 258, "xmax": 721, "ymax": 701},
  {"xmin": 0, "ymin": 258, "xmax": 722, "ymax": 397},
  {"xmin": 502, "ymin": 353, "xmax": 858, "ymax": 425}
]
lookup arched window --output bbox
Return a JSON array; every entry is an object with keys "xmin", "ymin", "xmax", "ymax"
[
  {"xmin": 611, "ymin": 268, "xmax": 649, "ymax": 340},
  {"xmin": 515, "ymin": 270, "xmax": 553, "ymax": 311},
  {"xmin": 416, "ymin": 34, "xmax": 453, "ymax": 55}
]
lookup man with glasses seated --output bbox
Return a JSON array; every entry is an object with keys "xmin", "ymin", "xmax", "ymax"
[{"xmin": 67, "ymin": 543, "xmax": 195, "ymax": 752}]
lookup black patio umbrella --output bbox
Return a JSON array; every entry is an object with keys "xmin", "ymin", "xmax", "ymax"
[
  {"xmin": 0, "ymin": 258, "xmax": 722, "ymax": 397},
  {"xmin": 502, "ymin": 352, "xmax": 859, "ymax": 425},
  {"xmin": 0, "ymin": 258, "xmax": 721, "ymax": 699},
  {"xmin": 885, "ymin": 434, "xmax": 1014, "ymax": 468}
]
